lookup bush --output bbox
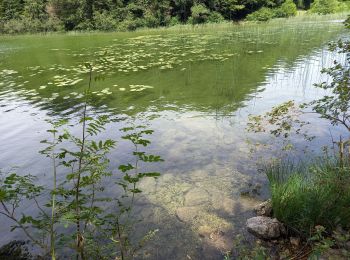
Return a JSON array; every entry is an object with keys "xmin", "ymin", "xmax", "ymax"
[
  {"xmin": 246, "ymin": 7, "xmax": 275, "ymax": 22},
  {"xmin": 0, "ymin": 17, "xmax": 63, "ymax": 34},
  {"xmin": 246, "ymin": 0, "xmax": 297, "ymax": 22},
  {"xmin": 74, "ymin": 21, "xmax": 94, "ymax": 31},
  {"xmin": 190, "ymin": 4, "xmax": 210, "ymax": 24},
  {"xmin": 169, "ymin": 16, "xmax": 181, "ymax": 26},
  {"xmin": 143, "ymin": 11, "xmax": 160, "ymax": 28},
  {"xmin": 93, "ymin": 11, "xmax": 117, "ymax": 31},
  {"xmin": 117, "ymin": 17, "xmax": 145, "ymax": 31},
  {"xmin": 310, "ymin": 0, "xmax": 340, "ymax": 14},
  {"xmin": 346, "ymin": 15, "xmax": 350, "ymax": 28},
  {"xmin": 44, "ymin": 17, "xmax": 64, "ymax": 32},
  {"xmin": 266, "ymin": 160, "xmax": 350, "ymax": 236},
  {"xmin": 275, "ymin": 0, "xmax": 297, "ymax": 18},
  {"xmin": 208, "ymin": 11, "xmax": 225, "ymax": 23}
]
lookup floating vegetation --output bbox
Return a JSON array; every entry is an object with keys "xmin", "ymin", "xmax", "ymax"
[
  {"xmin": 101, "ymin": 88, "xmax": 112, "ymax": 95},
  {"xmin": 0, "ymin": 19, "xmax": 344, "ymax": 116},
  {"xmin": 52, "ymin": 75, "xmax": 83, "ymax": 87},
  {"xmin": 129, "ymin": 85, "xmax": 154, "ymax": 92},
  {"xmin": 0, "ymin": 69, "xmax": 18, "ymax": 76}
]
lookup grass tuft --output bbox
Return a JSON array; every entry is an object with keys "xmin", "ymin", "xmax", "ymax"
[{"xmin": 266, "ymin": 158, "xmax": 350, "ymax": 236}]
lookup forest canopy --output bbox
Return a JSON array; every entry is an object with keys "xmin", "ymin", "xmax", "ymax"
[{"xmin": 0, "ymin": 0, "xmax": 349, "ymax": 33}]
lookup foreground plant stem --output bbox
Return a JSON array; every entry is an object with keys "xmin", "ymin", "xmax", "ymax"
[
  {"xmin": 50, "ymin": 131, "xmax": 57, "ymax": 260},
  {"xmin": 75, "ymin": 65, "xmax": 93, "ymax": 260}
]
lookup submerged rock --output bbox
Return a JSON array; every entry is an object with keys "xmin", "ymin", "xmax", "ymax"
[
  {"xmin": 176, "ymin": 206, "xmax": 200, "ymax": 223},
  {"xmin": 0, "ymin": 240, "xmax": 32, "ymax": 260},
  {"xmin": 246, "ymin": 216, "xmax": 285, "ymax": 240},
  {"xmin": 254, "ymin": 199, "xmax": 272, "ymax": 217},
  {"xmin": 184, "ymin": 188, "xmax": 209, "ymax": 206}
]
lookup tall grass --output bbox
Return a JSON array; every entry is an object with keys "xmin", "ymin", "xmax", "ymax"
[{"xmin": 266, "ymin": 158, "xmax": 350, "ymax": 237}]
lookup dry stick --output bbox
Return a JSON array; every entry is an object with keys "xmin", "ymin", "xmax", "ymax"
[{"xmin": 75, "ymin": 66, "xmax": 93, "ymax": 260}]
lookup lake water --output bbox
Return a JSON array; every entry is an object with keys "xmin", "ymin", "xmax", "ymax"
[{"xmin": 0, "ymin": 18, "xmax": 347, "ymax": 259}]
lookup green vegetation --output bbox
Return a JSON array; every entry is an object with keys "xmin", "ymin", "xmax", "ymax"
[
  {"xmin": 0, "ymin": 8, "xmax": 349, "ymax": 259},
  {"xmin": 0, "ymin": 0, "xmax": 348, "ymax": 33},
  {"xmin": 266, "ymin": 160, "xmax": 350, "ymax": 236},
  {"xmin": 0, "ymin": 66, "xmax": 163, "ymax": 259},
  {"xmin": 247, "ymin": 17, "xmax": 350, "ymax": 258},
  {"xmin": 247, "ymin": 0, "xmax": 297, "ymax": 21},
  {"xmin": 310, "ymin": 0, "xmax": 347, "ymax": 14}
]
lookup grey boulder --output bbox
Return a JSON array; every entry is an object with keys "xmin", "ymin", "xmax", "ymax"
[{"xmin": 246, "ymin": 216, "xmax": 285, "ymax": 240}]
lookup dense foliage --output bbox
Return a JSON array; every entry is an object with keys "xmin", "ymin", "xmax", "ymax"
[{"xmin": 0, "ymin": 0, "xmax": 348, "ymax": 33}]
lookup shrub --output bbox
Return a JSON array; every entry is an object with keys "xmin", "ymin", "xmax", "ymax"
[
  {"xmin": 0, "ymin": 17, "xmax": 63, "ymax": 34},
  {"xmin": 246, "ymin": 0, "xmax": 297, "ymax": 21},
  {"xmin": 337, "ymin": 1, "xmax": 350, "ymax": 12},
  {"xmin": 169, "ymin": 16, "xmax": 181, "ymax": 26},
  {"xmin": 310, "ymin": 0, "xmax": 340, "ymax": 14},
  {"xmin": 144, "ymin": 11, "xmax": 160, "ymax": 28},
  {"xmin": 117, "ymin": 17, "xmax": 145, "ymax": 31},
  {"xmin": 187, "ymin": 17, "xmax": 193, "ymax": 25},
  {"xmin": 1, "ymin": 19, "xmax": 26, "ymax": 34},
  {"xmin": 44, "ymin": 17, "xmax": 64, "ymax": 32},
  {"xmin": 74, "ymin": 21, "xmax": 94, "ymax": 31},
  {"xmin": 190, "ymin": 4, "xmax": 210, "ymax": 24},
  {"xmin": 266, "ymin": 160, "xmax": 350, "ymax": 236},
  {"xmin": 275, "ymin": 0, "xmax": 297, "ymax": 18},
  {"xmin": 93, "ymin": 11, "xmax": 117, "ymax": 31},
  {"xmin": 346, "ymin": 15, "xmax": 350, "ymax": 28},
  {"xmin": 208, "ymin": 11, "xmax": 225, "ymax": 23},
  {"xmin": 246, "ymin": 7, "xmax": 275, "ymax": 22}
]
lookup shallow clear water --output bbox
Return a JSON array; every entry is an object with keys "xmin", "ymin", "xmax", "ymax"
[{"xmin": 0, "ymin": 19, "xmax": 347, "ymax": 259}]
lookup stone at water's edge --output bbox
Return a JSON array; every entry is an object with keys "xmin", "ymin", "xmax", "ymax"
[
  {"xmin": 246, "ymin": 216, "xmax": 285, "ymax": 240},
  {"xmin": 254, "ymin": 199, "xmax": 272, "ymax": 217}
]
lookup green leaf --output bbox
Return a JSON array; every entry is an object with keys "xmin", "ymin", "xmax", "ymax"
[{"xmin": 118, "ymin": 164, "xmax": 134, "ymax": 173}]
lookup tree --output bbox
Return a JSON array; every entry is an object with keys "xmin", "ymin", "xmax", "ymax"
[
  {"xmin": 23, "ymin": 0, "xmax": 48, "ymax": 20},
  {"xmin": 310, "ymin": 39, "xmax": 350, "ymax": 132},
  {"xmin": 190, "ymin": 3, "xmax": 210, "ymax": 23},
  {"xmin": 171, "ymin": 0, "xmax": 193, "ymax": 22},
  {"xmin": 0, "ymin": 0, "xmax": 24, "ymax": 20},
  {"xmin": 212, "ymin": 0, "xmax": 246, "ymax": 19},
  {"xmin": 50, "ymin": 0, "xmax": 85, "ymax": 30}
]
